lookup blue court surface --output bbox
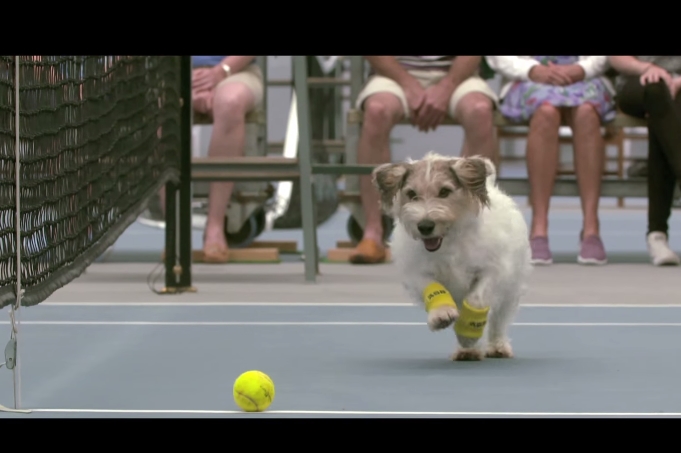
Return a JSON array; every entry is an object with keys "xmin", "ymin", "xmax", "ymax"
[{"xmin": 0, "ymin": 262, "xmax": 680, "ymax": 418}]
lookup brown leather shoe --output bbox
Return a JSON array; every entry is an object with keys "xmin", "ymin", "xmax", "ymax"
[
  {"xmin": 203, "ymin": 244, "xmax": 230, "ymax": 263},
  {"xmin": 349, "ymin": 239, "xmax": 386, "ymax": 264}
]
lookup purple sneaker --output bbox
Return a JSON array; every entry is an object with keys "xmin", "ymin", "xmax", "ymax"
[
  {"xmin": 578, "ymin": 235, "xmax": 607, "ymax": 265},
  {"xmin": 530, "ymin": 236, "xmax": 552, "ymax": 265}
]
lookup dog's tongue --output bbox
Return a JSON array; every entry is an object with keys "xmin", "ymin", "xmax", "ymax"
[{"xmin": 423, "ymin": 237, "xmax": 442, "ymax": 251}]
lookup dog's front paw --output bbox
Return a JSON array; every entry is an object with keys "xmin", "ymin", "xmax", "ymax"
[
  {"xmin": 486, "ymin": 342, "xmax": 514, "ymax": 358},
  {"xmin": 451, "ymin": 348, "xmax": 484, "ymax": 361},
  {"xmin": 427, "ymin": 306, "xmax": 459, "ymax": 331}
]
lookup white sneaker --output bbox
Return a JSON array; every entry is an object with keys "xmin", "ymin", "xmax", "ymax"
[{"xmin": 647, "ymin": 232, "xmax": 681, "ymax": 266}]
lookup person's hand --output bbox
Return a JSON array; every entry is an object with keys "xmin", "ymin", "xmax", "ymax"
[
  {"xmin": 529, "ymin": 64, "xmax": 572, "ymax": 85},
  {"xmin": 640, "ymin": 64, "xmax": 673, "ymax": 92},
  {"xmin": 192, "ymin": 88, "xmax": 214, "ymax": 114},
  {"xmin": 414, "ymin": 79, "xmax": 456, "ymax": 132},
  {"xmin": 192, "ymin": 66, "xmax": 226, "ymax": 93},
  {"xmin": 549, "ymin": 62, "xmax": 585, "ymax": 84},
  {"xmin": 192, "ymin": 68, "xmax": 209, "ymax": 89},
  {"xmin": 402, "ymin": 81, "xmax": 426, "ymax": 125}
]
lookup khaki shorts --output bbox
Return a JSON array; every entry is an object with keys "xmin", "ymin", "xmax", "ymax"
[
  {"xmin": 355, "ymin": 69, "xmax": 498, "ymax": 119},
  {"xmin": 219, "ymin": 63, "xmax": 264, "ymax": 107},
  {"xmin": 195, "ymin": 63, "xmax": 265, "ymax": 108}
]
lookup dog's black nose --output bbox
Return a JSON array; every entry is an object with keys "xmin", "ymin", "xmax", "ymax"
[{"xmin": 417, "ymin": 220, "xmax": 435, "ymax": 236}]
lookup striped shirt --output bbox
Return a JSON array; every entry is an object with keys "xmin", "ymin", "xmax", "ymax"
[{"xmin": 395, "ymin": 56, "xmax": 456, "ymax": 71}]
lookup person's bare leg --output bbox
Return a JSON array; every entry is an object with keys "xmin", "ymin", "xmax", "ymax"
[
  {"xmin": 527, "ymin": 103, "xmax": 561, "ymax": 238},
  {"xmin": 203, "ymin": 82, "xmax": 256, "ymax": 255},
  {"xmin": 569, "ymin": 104, "xmax": 604, "ymax": 238},
  {"xmin": 349, "ymin": 92, "xmax": 404, "ymax": 264},
  {"xmin": 358, "ymin": 93, "xmax": 404, "ymax": 242},
  {"xmin": 455, "ymin": 92, "xmax": 499, "ymax": 168}
]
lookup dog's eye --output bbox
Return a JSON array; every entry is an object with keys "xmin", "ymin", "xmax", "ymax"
[
  {"xmin": 406, "ymin": 190, "xmax": 417, "ymax": 200},
  {"xmin": 438, "ymin": 188, "xmax": 451, "ymax": 198}
]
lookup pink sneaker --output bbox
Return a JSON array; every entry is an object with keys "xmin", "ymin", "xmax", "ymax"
[
  {"xmin": 578, "ymin": 234, "xmax": 607, "ymax": 265},
  {"xmin": 530, "ymin": 236, "xmax": 552, "ymax": 265}
]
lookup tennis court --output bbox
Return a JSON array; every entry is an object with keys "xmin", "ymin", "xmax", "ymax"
[{"xmin": 1, "ymin": 262, "xmax": 680, "ymax": 418}]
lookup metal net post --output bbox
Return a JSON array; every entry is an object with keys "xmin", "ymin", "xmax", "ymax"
[{"xmin": 1, "ymin": 55, "xmax": 31, "ymax": 414}]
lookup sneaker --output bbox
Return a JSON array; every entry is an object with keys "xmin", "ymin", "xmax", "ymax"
[
  {"xmin": 530, "ymin": 236, "xmax": 552, "ymax": 265},
  {"xmin": 647, "ymin": 231, "xmax": 680, "ymax": 266},
  {"xmin": 349, "ymin": 239, "xmax": 387, "ymax": 264},
  {"xmin": 578, "ymin": 234, "xmax": 607, "ymax": 265}
]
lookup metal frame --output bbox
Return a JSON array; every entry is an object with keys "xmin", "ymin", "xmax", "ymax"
[
  {"xmin": 163, "ymin": 56, "xmax": 194, "ymax": 293},
  {"xmin": 167, "ymin": 56, "xmax": 656, "ymax": 285}
]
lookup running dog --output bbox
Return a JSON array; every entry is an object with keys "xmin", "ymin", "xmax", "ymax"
[{"xmin": 372, "ymin": 152, "xmax": 531, "ymax": 361}]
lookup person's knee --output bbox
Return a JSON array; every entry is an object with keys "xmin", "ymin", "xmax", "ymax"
[
  {"xmin": 531, "ymin": 103, "xmax": 561, "ymax": 129},
  {"xmin": 212, "ymin": 83, "xmax": 255, "ymax": 125},
  {"xmin": 363, "ymin": 94, "xmax": 401, "ymax": 134},
  {"xmin": 458, "ymin": 93, "xmax": 495, "ymax": 135},
  {"xmin": 643, "ymin": 81, "xmax": 673, "ymax": 115},
  {"xmin": 643, "ymin": 80, "xmax": 671, "ymax": 100},
  {"xmin": 572, "ymin": 103, "xmax": 601, "ymax": 132},
  {"xmin": 459, "ymin": 93, "xmax": 494, "ymax": 121}
]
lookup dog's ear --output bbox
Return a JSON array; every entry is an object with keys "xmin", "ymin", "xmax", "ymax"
[
  {"xmin": 450, "ymin": 157, "xmax": 491, "ymax": 207},
  {"xmin": 372, "ymin": 162, "xmax": 410, "ymax": 212}
]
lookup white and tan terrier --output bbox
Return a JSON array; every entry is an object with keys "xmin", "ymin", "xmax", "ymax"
[{"xmin": 373, "ymin": 152, "xmax": 531, "ymax": 361}]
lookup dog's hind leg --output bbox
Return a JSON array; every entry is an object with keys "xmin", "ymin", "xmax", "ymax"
[
  {"xmin": 451, "ymin": 283, "xmax": 494, "ymax": 362},
  {"xmin": 485, "ymin": 294, "xmax": 520, "ymax": 358}
]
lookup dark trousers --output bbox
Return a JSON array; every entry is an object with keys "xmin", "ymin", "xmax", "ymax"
[{"xmin": 617, "ymin": 78, "xmax": 681, "ymax": 236}]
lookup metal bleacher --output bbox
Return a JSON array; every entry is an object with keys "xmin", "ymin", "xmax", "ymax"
[{"xmin": 187, "ymin": 56, "xmax": 653, "ymax": 283}]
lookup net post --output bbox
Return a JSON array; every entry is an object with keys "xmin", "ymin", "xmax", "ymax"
[
  {"xmin": 161, "ymin": 56, "xmax": 195, "ymax": 294},
  {"xmin": 1, "ymin": 55, "xmax": 31, "ymax": 414}
]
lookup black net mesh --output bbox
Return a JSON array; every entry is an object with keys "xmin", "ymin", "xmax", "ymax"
[
  {"xmin": 0, "ymin": 57, "xmax": 17, "ymax": 307},
  {"xmin": 0, "ymin": 56, "xmax": 183, "ymax": 309}
]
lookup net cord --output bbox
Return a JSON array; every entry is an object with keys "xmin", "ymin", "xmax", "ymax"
[{"xmin": 11, "ymin": 55, "xmax": 22, "ymax": 409}]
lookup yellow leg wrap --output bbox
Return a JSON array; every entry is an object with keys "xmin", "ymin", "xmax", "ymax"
[
  {"xmin": 454, "ymin": 300, "xmax": 490, "ymax": 339},
  {"xmin": 423, "ymin": 282, "xmax": 456, "ymax": 312}
]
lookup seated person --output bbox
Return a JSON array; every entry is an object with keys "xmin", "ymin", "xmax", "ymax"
[
  {"xmin": 609, "ymin": 56, "xmax": 681, "ymax": 266},
  {"xmin": 486, "ymin": 56, "xmax": 615, "ymax": 266},
  {"xmin": 191, "ymin": 55, "xmax": 263, "ymax": 263},
  {"xmin": 349, "ymin": 56, "xmax": 499, "ymax": 264}
]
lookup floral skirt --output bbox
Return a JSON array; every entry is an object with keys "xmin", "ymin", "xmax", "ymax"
[{"xmin": 500, "ymin": 77, "xmax": 616, "ymax": 123}]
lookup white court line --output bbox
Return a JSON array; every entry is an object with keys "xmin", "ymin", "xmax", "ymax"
[
  {"xmin": 25, "ymin": 408, "xmax": 681, "ymax": 417},
  {"xmin": 1, "ymin": 321, "xmax": 681, "ymax": 327},
  {"xmin": 36, "ymin": 302, "xmax": 681, "ymax": 308}
]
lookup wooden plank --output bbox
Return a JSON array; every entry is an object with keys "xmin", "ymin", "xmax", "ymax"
[
  {"xmin": 194, "ymin": 109, "xmax": 264, "ymax": 125},
  {"xmin": 162, "ymin": 248, "xmax": 280, "ymax": 263},
  {"xmin": 326, "ymin": 247, "xmax": 392, "ymax": 263},
  {"xmin": 248, "ymin": 241, "xmax": 298, "ymax": 253},
  {"xmin": 347, "ymin": 109, "xmax": 648, "ymax": 129}
]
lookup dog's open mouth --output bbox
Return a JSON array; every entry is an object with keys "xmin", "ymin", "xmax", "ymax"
[{"xmin": 423, "ymin": 237, "xmax": 443, "ymax": 252}]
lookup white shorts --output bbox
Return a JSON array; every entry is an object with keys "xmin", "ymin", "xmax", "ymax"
[
  {"xmin": 355, "ymin": 69, "xmax": 498, "ymax": 118},
  {"xmin": 217, "ymin": 63, "xmax": 264, "ymax": 107}
]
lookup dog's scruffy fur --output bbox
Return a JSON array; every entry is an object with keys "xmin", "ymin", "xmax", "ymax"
[{"xmin": 373, "ymin": 152, "xmax": 531, "ymax": 361}]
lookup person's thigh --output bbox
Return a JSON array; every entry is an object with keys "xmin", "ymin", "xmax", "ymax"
[
  {"xmin": 616, "ymin": 76, "xmax": 647, "ymax": 118},
  {"xmin": 215, "ymin": 64, "xmax": 264, "ymax": 110},
  {"xmin": 356, "ymin": 75, "xmax": 409, "ymax": 119},
  {"xmin": 449, "ymin": 76, "xmax": 499, "ymax": 119}
]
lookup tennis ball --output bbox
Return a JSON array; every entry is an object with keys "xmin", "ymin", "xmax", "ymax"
[{"xmin": 233, "ymin": 370, "xmax": 275, "ymax": 412}]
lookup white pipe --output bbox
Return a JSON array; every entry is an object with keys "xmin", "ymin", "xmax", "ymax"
[{"xmin": 265, "ymin": 90, "xmax": 298, "ymax": 231}]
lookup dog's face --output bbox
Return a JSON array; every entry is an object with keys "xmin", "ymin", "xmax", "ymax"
[{"xmin": 372, "ymin": 153, "xmax": 492, "ymax": 252}]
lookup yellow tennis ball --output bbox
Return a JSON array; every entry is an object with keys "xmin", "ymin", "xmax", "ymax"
[{"xmin": 233, "ymin": 370, "xmax": 275, "ymax": 412}]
